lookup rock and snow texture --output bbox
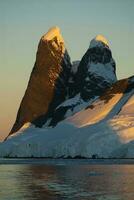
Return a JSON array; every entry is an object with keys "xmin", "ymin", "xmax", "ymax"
[
  {"xmin": 9, "ymin": 26, "xmax": 72, "ymax": 136},
  {"xmin": 76, "ymin": 34, "xmax": 117, "ymax": 101},
  {"xmin": 1, "ymin": 27, "xmax": 134, "ymax": 158},
  {"xmin": 67, "ymin": 77, "xmax": 133, "ymax": 127},
  {"xmin": 47, "ymin": 34, "xmax": 117, "ymax": 126},
  {"xmin": 8, "ymin": 32, "xmax": 118, "ymax": 135},
  {"xmin": 0, "ymin": 76, "xmax": 133, "ymax": 158}
]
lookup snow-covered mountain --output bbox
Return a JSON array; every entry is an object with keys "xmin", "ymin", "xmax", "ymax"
[
  {"xmin": 34, "ymin": 34, "xmax": 117, "ymax": 127},
  {"xmin": 0, "ymin": 27, "xmax": 133, "ymax": 158}
]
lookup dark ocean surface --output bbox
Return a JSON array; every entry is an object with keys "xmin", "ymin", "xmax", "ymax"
[{"xmin": 0, "ymin": 159, "xmax": 134, "ymax": 200}]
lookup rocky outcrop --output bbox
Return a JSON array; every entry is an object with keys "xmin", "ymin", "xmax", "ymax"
[{"xmin": 9, "ymin": 27, "xmax": 72, "ymax": 136}]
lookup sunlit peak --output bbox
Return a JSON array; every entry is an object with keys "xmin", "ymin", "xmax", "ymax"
[
  {"xmin": 90, "ymin": 34, "xmax": 109, "ymax": 48},
  {"xmin": 95, "ymin": 35, "xmax": 109, "ymax": 46},
  {"xmin": 42, "ymin": 26, "xmax": 64, "ymax": 43}
]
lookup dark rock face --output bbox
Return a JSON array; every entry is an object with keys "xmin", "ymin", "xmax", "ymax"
[
  {"xmin": 9, "ymin": 27, "xmax": 72, "ymax": 135},
  {"xmin": 68, "ymin": 60, "xmax": 80, "ymax": 97},
  {"xmin": 125, "ymin": 76, "xmax": 134, "ymax": 93}
]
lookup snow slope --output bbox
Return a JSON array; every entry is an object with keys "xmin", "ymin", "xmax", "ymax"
[
  {"xmin": 67, "ymin": 79, "xmax": 133, "ymax": 127},
  {"xmin": 0, "ymin": 81, "xmax": 133, "ymax": 158}
]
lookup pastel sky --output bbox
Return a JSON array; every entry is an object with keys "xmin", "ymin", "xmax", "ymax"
[{"xmin": 0, "ymin": 0, "xmax": 134, "ymax": 141}]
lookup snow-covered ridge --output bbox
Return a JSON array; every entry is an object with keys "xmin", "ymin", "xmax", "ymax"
[{"xmin": 90, "ymin": 34, "xmax": 109, "ymax": 48}]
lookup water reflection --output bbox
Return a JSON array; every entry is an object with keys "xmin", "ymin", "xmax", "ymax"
[{"xmin": 0, "ymin": 162, "xmax": 134, "ymax": 200}]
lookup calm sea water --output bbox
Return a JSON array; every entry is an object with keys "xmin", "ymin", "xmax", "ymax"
[{"xmin": 0, "ymin": 159, "xmax": 134, "ymax": 200}]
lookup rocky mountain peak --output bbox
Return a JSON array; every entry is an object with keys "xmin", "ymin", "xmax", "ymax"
[
  {"xmin": 75, "ymin": 35, "xmax": 117, "ymax": 101},
  {"xmin": 42, "ymin": 26, "xmax": 64, "ymax": 42},
  {"xmin": 8, "ymin": 27, "xmax": 72, "ymax": 136}
]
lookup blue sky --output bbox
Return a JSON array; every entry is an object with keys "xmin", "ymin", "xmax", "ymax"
[{"xmin": 0, "ymin": 0, "xmax": 134, "ymax": 140}]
